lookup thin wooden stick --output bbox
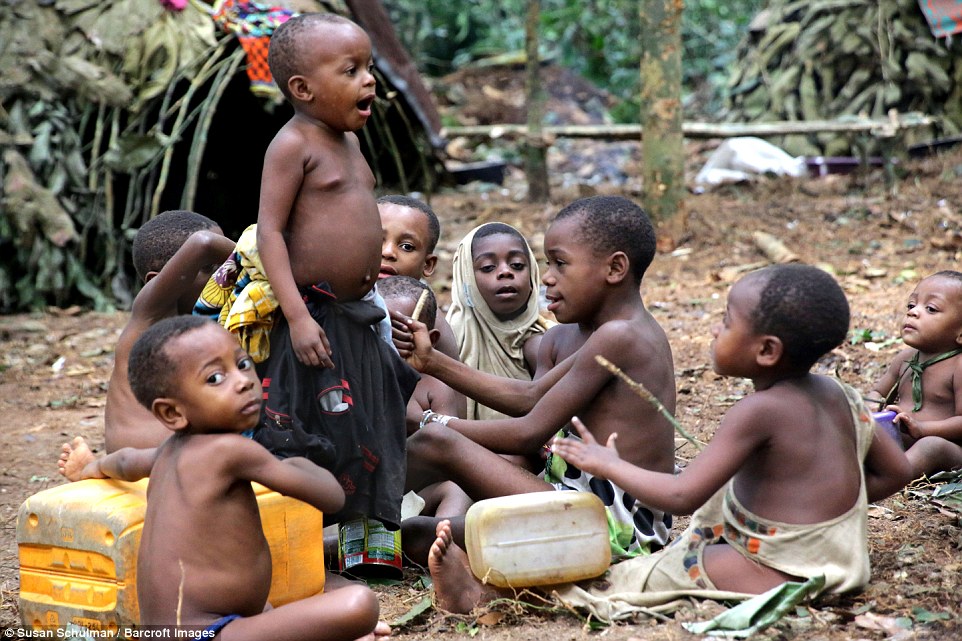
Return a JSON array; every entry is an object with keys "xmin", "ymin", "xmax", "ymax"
[
  {"xmin": 176, "ymin": 559, "xmax": 185, "ymax": 626},
  {"xmin": 595, "ymin": 355, "xmax": 704, "ymax": 451},
  {"xmin": 411, "ymin": 288, "xmax": 429, "ymax": 323}
]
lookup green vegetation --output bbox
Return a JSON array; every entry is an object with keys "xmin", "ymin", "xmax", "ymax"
[{"xmin": 383, "ymin": 0, "xmax": 766, "ymax": 121}]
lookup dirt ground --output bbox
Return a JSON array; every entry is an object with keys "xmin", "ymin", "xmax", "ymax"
[{"xmin": 3, "ymin": 142, "xmax": 962, "ymax": 640}]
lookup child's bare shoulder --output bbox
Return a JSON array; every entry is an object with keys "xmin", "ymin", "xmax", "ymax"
[
  {"xmin": 266, "ymin": 118, "xmax": 314, "ymax": 155},
  {"xmin": 593, "ymin": 313, "xmax": 668, "ymax": 355},
  {"xmin": 890, "ymin": 346, "xmax": 916, "ymax": 363},
  {"xmin": 735, "ymin": 375, "xmax": 849, "ymax": 430},
  {"xmin": 175, "ymin": 434, "xmax": 270, "ymax": 477}
]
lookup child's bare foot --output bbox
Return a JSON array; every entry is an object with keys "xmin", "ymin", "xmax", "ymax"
[
  {"xmin": 353, "ymin": 620, "xmax": 391, "ymax": 640},
  {"xmin": 58, "ymin": 436, "xmax": 96, "ymax": 481},
  {"xmin": 428, "ymin": 519, "xmax": 487, "ymax": 614}
]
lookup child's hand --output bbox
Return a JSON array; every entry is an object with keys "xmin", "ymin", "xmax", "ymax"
[
  {"xmin": 551, "ymin": 416, "xmax": 621, "ymax": 478},
  {"xmin": 885, "ymin": 403, "xmax": 923, "ymax": 440},
  {"xmin": 391, "ymin": 310, "xmax": 434, "ymax": 371},
  {"xmin": 290, "ymin": 316, "xmax": 333, "ymax": 368}
]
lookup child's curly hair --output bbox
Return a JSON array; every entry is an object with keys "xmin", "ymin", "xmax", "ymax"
[
  {"xmin": 554, "ymin": 195, "xmax": 655, "ymax": 284},
  {"xmin": 751, "ymin": 264, "xmax": 850, "ymax": 369},
  {"xmin": 131, "ymin": 210, "xmax": 218, "ymax": 281},
  {"xmin": 128, "ymin": 315, "xmax": 212, "ymax": 409}
]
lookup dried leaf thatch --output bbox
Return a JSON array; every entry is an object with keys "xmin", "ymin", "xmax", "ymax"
[{"xmin": 725, "ymin": 0, "xmax": 961, "ymax": 156}]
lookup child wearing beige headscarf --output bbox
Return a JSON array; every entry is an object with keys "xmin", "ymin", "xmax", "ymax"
[{"xmin": 447, "ymin": 222, "xmax": 554, "ymax": 421}]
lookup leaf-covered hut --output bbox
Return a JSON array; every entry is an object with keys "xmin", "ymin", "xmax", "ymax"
[{"xmin": 0, "ymin": 0, "xmax": 447, "ymax": 312}]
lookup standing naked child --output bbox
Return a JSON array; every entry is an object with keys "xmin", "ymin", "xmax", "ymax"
[
  {"xmin": 253, "ymin": 13, "xmax": 418, "ymax": 530},
  {"xmin": 398, "ymin": 196, "xmax": 677, "ymax": 566},
  {"xmin": 59, "ymin": 210, "xmax": 234, "ymax": 477},
  {"xmin": 69, "ymin": 315, "xmax": 388, "ymax": 639},
  {"xmin": 868, "ymin": 270, "xmax": 962, "ymax": 478},
  {"xmin": 428, "ymin": 264, "xmax": 913, "ymax": 615}
]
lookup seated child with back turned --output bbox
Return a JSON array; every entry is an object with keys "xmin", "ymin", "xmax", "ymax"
[
  {"xmin": 378, "ymin": 275, "xmax": 465, "ymax": 435},
  {"xmin": 428, "ymin": 264, "xmax": 913, "ymax": 615},
  {"xmin": 399, "ymin": 196, "xmax": 677, "ymax": 566},
  {"xmin": 70, "ymin": 315, "xmax": 387, "ymax": 639},
  {"xmin": 59, "ymin": 210, "xmax": 234, "ymax": 477},
  {"xmin": 378, "ymin": 276, "xmax": 472, "ymax": 537},
  {"xmin": 868, "ymin": 270, "xmax": 962, "ymax": 478},
  {"xmin": 253, "ymin": 13, "xmax": 417, "ymax": 530}
]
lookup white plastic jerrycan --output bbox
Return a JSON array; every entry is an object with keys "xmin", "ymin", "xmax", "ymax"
[{"xmin": 464, "ymin": 491, "xmax": 611, "ymax": 588}]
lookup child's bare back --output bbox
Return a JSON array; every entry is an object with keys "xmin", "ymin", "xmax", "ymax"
[{"xmin": 718, "ymin": 374, "xmax": 863, "ymax": 524}]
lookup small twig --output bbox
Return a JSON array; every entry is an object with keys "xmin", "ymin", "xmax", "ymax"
[
  {"xmin": 411, "ymin": 288, "xmax": 429, "ymax": 323},
  {"xmin": 595, "ymin": 355, "xmax": 704, "ymax": 451},
  {"xmin": 177, "ymin": 559, "xmax": 185, "ymax": 626}
]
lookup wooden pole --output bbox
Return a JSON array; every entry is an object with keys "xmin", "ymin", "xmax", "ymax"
[
  {"xmin": 524, "ymin": 0, "xmax": 550, "ymax": 202},
  {"xmin": 640, "ymin": 0, "xmax": 685, "ymax": 222},
  {"xmin": 441, "ymin": 114, "xmax": 936, "ymax": 141}
]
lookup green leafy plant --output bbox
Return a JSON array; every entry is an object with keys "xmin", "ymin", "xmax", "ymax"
[{"xmin": 384, "ymin": 0, "xmax": 766, "ymax": 121}]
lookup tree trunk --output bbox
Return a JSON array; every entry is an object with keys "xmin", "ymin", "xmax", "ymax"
[
  {"xmin": 640, "ymin": 0, "xmax": 684, "ymax": 221},
  {"xmin": 524, "ymin": 0, "xmax": 550, "ymax": 202}
]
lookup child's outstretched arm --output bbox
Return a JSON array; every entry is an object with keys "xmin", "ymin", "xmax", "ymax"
[
  {"xmin": 393, "ymin": 312, "xmax": 571, "ymax": 416},
  {"xmin": 257, "ymin": 132, "xmax": 333, "ymax": 369},
  {"xmin": 230, "ymin": 437, "xmax": 345, "ymax": 514},
  {"xmin": 131, "ymin": 229, "xmax": 236, "ymax": 324},
  {"xmin": 73, "ymin": 447, "xmax": 159, "ymax": 482},
  {"xmin": 863, "ymin": 424, "xmax": 914, "ymax": 502},
  {"xmin": 554, "ymin": 403, "xmax": 762, "ymax": 516}
]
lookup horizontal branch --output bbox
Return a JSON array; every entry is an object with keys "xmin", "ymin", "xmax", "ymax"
[{"xmin": 441, "ymin": 113, "xmax": 937, "ymax": 142}]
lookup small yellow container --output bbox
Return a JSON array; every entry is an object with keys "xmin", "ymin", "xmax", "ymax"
[
  {"xmin": 17, "ymin": 478, "xmax": 324, "ymax": 633},
  {"xmin": 464, "ymin": 491, "xmax": 611, "ymax": 588}
]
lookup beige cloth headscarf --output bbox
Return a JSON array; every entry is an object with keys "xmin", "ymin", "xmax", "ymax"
[{"xmin": 447, "ymin": 223, "xmax": 554, "ymax": 420}]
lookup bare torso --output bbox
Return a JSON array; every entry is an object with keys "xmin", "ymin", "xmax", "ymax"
[
  {"xmin": 280, "ymin": 120, "xmax": 381, "ymax": 300},
  {"xmin": 137, "ymin": 435, "xmax": 272, "ymax": 625},
  {"xmin": 888, "ymin": 348, "xmax": 960, "ymax": 425},
  {"xmin": 576, "ymin": 311, "xmax": 677, "ymax": 474}
]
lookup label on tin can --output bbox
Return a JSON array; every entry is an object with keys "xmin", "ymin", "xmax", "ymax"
[{"xmin": 338, "ymin": 517, "xmax": 402, "ymax": 578}]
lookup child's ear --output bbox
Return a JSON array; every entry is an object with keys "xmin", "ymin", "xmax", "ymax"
[
  {"xmin": 152, "ymin": 398, "xmax": 190, "ymax": 433},
  {"xmin": 422, "ymin": 254, "xmax": 438, "ymax": 278},
  {"xmin": 428, "ymin": 328, "xmax": 441, "ymax": 346},
  {"xmin": 288, "ymin": 75, "xmax": 312, "ymax": 102},
  {"xmin": 143, "ymin": 270, "xmax": 159, "ymax": 284},
  {"xmin": 756, "ymin": 335, "xmax": 784, "ymax": 367},
  {"xmin": 605, "ymin": 251, "xmax": 630, "ymax": 284}
]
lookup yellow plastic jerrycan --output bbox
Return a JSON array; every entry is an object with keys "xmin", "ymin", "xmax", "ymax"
[
  {"xmin": 464, "ymin": 491, "xmax": 611, "ymax": 588},
  {"xmin": 17, "ymin": 478, "xmax": 324, "ymax": 634}
]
